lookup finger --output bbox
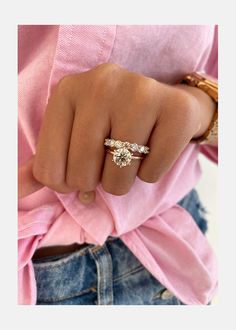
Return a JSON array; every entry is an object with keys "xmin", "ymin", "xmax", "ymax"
[
  {"xmin": 18, "ymin": 156, "xmax": 44, "ymax": 198},
  {"xmin": 33, "ymin": 81, "xmax": 75, "ymax": 193},
  {"xmin": 138, "ymin": 106, "xmax": 197, "ymax": 183},
  {"xmin": 66, "ymin": 105, "xmax": 110, "ymax": 191},
  {"xmin": 101, "ymin": 108, "xmax": 155, "ymax": 195}
]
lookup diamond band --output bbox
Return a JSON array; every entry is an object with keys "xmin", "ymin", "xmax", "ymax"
[
  {"xmin": 104, "ymin": 138, "xmax": 149, "ymax": 154},
  {"xmin": 106, "ymin": 148, "xmax": 144, "ymax": 168}
]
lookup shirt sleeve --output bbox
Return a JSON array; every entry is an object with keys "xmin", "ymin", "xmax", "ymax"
[{"xmin": 199, "ymin": 25, "xmax": 218, "ymax": 164}]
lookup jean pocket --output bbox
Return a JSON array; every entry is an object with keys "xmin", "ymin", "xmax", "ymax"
[{"xmin": 32, "ymin": 251, "xmax": 74, "ymax": 265}]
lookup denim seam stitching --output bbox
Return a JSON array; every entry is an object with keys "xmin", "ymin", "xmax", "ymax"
[
  {"xmin": 113, "ymin": 265, "xmax": 144, "ymax": 282},
  {"xmin": 37, "ymin": 286, "xmax": 97, "ymax": 304},
  {"xmin": 89, "ymin": 246, "xmax": 113, "ymax": 305},
  {"xmin": 106, "ymin": 247, "xmax": 114, "ymax": 305}
]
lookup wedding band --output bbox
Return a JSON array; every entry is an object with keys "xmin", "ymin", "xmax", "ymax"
[
  {"xmin": 106, "ymin": 148, "xmax": 144, "ymax": 168},
  {"xmin": 104, "ymin": 138, "xmax": 149, "ymax": 154}
]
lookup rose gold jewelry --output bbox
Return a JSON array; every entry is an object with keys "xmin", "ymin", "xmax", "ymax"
[
  {"xmin": 181, "ymin": 72, "xmax": 218, "ymax": 145},
  {"xmin": 104, "ymin": 138, "xmax": 149, "ymax": 154},
  {"xmin": 106, "ymin": 148, "xmax": 144, "ymax": 168}
]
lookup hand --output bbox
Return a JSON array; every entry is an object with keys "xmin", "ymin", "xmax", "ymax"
[{"xmin": 18, "ymin": 63, "xmax": 216, "ymax": 201}]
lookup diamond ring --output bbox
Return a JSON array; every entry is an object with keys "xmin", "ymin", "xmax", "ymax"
[
  {"xmin": 106, "ymin": 148, "xmax": 144, "ymax": 168},
  {"xmin": 104, "ymin": 138, "xmax": 149, "ymax": 154}
]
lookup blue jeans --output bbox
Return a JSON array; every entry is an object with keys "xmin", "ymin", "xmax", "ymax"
[{"xmin": 33, "ymin": 189, "xmax": 208, "ymax": 305}]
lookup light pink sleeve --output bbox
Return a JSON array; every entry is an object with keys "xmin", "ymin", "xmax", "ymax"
[{"xmin": 199, "ymin": 25, "xmax": 218, "ymax": 164}]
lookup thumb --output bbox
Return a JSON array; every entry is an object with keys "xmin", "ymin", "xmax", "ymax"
[{"xmin": 18, "ymin": 155, "xmax": 44, "ymax": 199}]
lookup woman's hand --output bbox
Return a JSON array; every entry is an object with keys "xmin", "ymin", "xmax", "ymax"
[{"xmin": 18, "ymin": 63, "xmax": 216, "ymax": 200}]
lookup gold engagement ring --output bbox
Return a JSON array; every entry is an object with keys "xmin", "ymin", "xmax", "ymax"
[{"xmin": 104, "ymin": 138, "xmax": 149, "ymax": 168}]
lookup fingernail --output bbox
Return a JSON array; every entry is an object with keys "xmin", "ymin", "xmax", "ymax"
[{"xmin": 78, "ymin": 191, "xmax": 96, "ymax": 204}]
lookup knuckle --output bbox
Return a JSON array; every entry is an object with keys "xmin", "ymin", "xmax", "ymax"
[
  {"xmin": 136, "ymin": 76, "xmax": 158, "ymax": 97},
  {"xmin": 90, "ymin": 63, "xmax": 122, "ymax": 95},
  {"xmin": 56, "ymin": 74, "xmax": 75, "ymax": 97},
  {"xmin": 33, "ymin": 164, "xmax": 68, "ymax": 193},
  {"xmin": 95, "ymin": 62, "xmax": 121, "ymax": 74}
]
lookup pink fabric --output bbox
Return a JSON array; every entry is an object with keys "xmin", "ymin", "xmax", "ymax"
[{"xmin": 18, "ymin": 25, "xmax": 218, "ymax": 305}]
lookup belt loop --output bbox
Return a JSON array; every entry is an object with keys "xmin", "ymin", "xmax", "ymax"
[{"xmin": 89, "ymin": 244, "xmax": 114, "ymax": 305}]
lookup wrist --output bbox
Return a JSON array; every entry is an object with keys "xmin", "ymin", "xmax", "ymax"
[{"xmin": 174, "ymin": 84, "xmax": 216, "ymax": 139}]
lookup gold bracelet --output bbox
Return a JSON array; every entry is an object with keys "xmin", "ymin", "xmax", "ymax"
[{"xmin": 181, "ymin": 72, "xmax": 218, "ymax": 145}]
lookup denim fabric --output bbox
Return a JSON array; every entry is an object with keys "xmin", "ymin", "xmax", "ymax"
[{"xmin": 33, "ymin": 189, "xmax": 208, "ymax": 305}]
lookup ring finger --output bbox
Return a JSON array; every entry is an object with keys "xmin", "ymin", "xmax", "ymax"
[{"xmin": 101, "ymin": 108, "xmax": 155, "ymax": 195}]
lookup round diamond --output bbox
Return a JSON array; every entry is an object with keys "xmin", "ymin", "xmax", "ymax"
[
  {"xmin": 104, "ymin": 139, "xmax": 110, "ymax": 146},
  {"xmin": 138, "ymin": 146, "xmax": 149, "ymax": 154},
  {"xmin": 130, "ymin": 143, "xmax": 138, "ymax": 152},
  {"xmin": 112, "ymin": 148, "xmax": 132, "ymax": 168},
  {"xmin": 110, "ymin": 139, "xmax": 115, "ymax": 147},
  {"xmin": 114, "ymin": 140, "xmax": 123, "ymax": 148},
  {"xmin": 139, "ymin": 146, "xmax": 145, "ymax": 153}
]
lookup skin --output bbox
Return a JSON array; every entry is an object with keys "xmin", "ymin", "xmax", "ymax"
[{"xmin": 18, "ymin": 63, "xmax": 217, "ymax": 203}]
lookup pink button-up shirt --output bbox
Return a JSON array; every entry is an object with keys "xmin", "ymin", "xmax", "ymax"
[{"xmin": 18, "ymin": 25, "xmax": 218, "ymax": 305}]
